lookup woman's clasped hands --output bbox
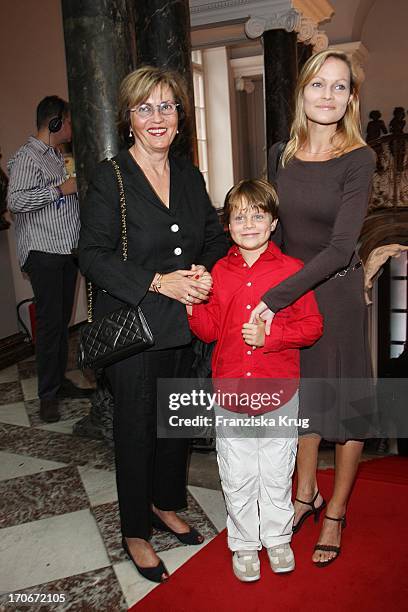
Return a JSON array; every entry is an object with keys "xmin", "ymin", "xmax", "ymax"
[{"xmin": 159, "ymin": 264, "xmax": 212, "ymax": 305}]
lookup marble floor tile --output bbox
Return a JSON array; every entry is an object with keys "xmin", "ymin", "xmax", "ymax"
[
  {"xmin": 0, "ymin": 423, "xmax": 114, "ymax": 471},
  {"xmin": 0, "ymin": 451, "xmax": 67, "ymax": 482},
  {"xmin": 188, "ymin": 486, "xmax": 227, "ymax": 533},
  {"xmin": 26, "ymin": 397, "xmax": 90, "ymax": 427},
  {"xmin": 114, "ymin": 538, "xmax": 212, "ymax": 609},
  {"xmin": 20, "ymin": 376, "xmax": 38, "ymax": 401},
  {"xmin": 78, "ymin": 466, "xmax": 118, "ymax": 507},
  {"xmin": 92, "ymin": 492, "xmax": 218, "ymax": 565},
  {"xmin": 188, "ymin": 449, "xmax": 222, "ymax": 490},
  {"xmin": 17, "ymin": 358, "xmax": 37, "ymax": 380},
  {"xmin": 0, "ymin": 465, "xmax": 89, "ymax": 529},
  {"xmin": 0, "ymin": 381, "xmax": 24, "ymax": 405},
  {"xmin": 37, "ymin": 416, "xmax": 84, "ymax": 435},
  {"xmin": 0, "ymin": 566, "xmax": 127, "ymax": 612},
  {"xmin": 0, "ymin": 364, "xmax": 19, "ymax": 383},
  {"xmin": 0, "ymin": 402, "xmax": 30, "ymax": 427},
  {"xmin": 0, "ymin": 510, "xmax": 110, "ymax": 593}
]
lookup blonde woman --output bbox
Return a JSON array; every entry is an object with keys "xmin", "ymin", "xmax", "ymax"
[{"xmin": 250, "ymin": 50, "xmax": 375, "ymax": 567}]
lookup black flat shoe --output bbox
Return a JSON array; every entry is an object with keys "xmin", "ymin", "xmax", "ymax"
[
  {"xmin": 293, "ymin": 490, "xmax": 326, "ymax": 534},
  {"xmin": 152, "ymin": 512, "xmax": 204, "ymax": 545},
  {"xmin": 313, "ymin": 515, "xmax": 347, "ymax": 568},
  {"xmin": 122, "ymin": 538, "xmax": 169, "ymax": 583}
]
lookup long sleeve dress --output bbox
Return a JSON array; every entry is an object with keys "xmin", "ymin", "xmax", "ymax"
[{"xmin": 265, "ymin": 144, "xmax": 376, "ymax": 442}]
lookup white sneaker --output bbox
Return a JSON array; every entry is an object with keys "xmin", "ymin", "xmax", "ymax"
[
  {"xmin": 232, "ymin": 550, "xmax": 260, "ymax": 582},
  {"xmin": 267, "ymin": 543, "xmax": 295, "ymax": 573}
]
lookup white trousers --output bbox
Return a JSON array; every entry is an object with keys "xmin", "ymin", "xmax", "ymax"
[{"xmin": 215, "ymin": 396, "xmax": 298, "ymax": 551}]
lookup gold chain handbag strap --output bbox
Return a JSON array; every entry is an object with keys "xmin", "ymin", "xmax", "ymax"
[{"xmin": 86, "ymin": 158, "xmax": 128, "ymax": 322}]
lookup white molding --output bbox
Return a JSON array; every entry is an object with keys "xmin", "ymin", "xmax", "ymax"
[
  {"xmin": 189, "ymin": 0, "xmax": 292, "ymax": 27},
  {"xmin": 189, "ymin": 0, "xmax": 330, "ymax": 51},
  {"xmin": 230, "ymin": 55, "xmax": 264, "ymax": 78}
]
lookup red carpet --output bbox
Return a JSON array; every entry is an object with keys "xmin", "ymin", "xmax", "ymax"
[{"xmin": 131, "ymin": 458, "xmax": 408, "ymax": 612}]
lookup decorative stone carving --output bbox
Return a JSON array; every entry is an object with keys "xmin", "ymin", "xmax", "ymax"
[
  {"xmin": 245, "ymin": 9, "xmax": 299, "ymax": 38},
  {"xmin": 330, "ymin": 42, "xmax": 369, "ymax": 82},
  {"xmin": 292, "ymin": 0, "xmax": 334, "ymax": 24},
  {"xmin": 296, "ymin": 16, "xmax": 315, "ymax": 42},
  {"xmin": 245, "ymin": 7, "xmax": 328, "ymax": 52},
  {"xmin": 244, "ymin": 16, "xmax": 267, "ymax": 39},
  {"xmin": 189, "ymin": 0, "xmax": 333, "ymax": 52},
  {"xmin": 309, "ymin": 30, "xmax": 328, "ymax": 53},
  {"xmin": 235, "ymin": 76, "xmax": 255, "ymax": 93}
]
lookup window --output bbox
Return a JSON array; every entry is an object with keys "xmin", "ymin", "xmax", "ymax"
[{"xmin": 192, "ymin": 50, "xmax": 209, "ymax": 190}]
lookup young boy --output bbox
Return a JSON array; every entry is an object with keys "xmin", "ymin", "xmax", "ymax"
[{"xmin": 187, "ymin": 179, "xmax": 323, "ymax": 581}]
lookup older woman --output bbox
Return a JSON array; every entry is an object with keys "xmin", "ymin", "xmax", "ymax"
[
  {"xmin": 79, "ymin": 66, "xmax": 227, "ymax": 582},
  {"xmin": 250, "ymin": 50, "xmax": 375, "ymax": 567}
]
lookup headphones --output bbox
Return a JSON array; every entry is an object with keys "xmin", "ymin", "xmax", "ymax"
[
  {"xmin": 48, "ymin": 99, "xmax": 65, "ymax": 133},
  {"xmin": 48, "ymin": 114, "xmax": 63, "ymax": 133}
]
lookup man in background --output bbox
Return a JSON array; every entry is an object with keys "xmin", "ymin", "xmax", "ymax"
[{"xmin": 8, "ymin": 96, "xmax": 91, "ymax": 423}]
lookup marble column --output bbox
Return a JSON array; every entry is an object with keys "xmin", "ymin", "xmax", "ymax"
[
  {"xmin": 263, "ymin": 29, "xmax": 298, "ymax": 171},
  {"xmin": 61, "ymin": 0, "xmax": 135, "ymax": 200},
  {"xmin": 131, "ymin": 0, "xmax": 195, "ymax": 160},
  {"xmin": 297, "ymin": 41, "xmax": 313, "ymax": 73}
]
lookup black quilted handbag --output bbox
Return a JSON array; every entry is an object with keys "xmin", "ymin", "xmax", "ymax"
[{"xmin": 78, "ymin": 159, "xmax": 154, "ymax": 370}]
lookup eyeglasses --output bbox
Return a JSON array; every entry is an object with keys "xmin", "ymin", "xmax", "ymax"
[
  {"xmin": 129, "ymin": 101, "xmax": 180, "ymax": 118},
  {"xmin": 230, "ymin": 212, "xmax": 269, "ymax": 225}
]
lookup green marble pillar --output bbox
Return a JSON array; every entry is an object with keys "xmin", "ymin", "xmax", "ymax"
[{"xmin": 61, "ymin": 0, "xmax": 135, "ymax": 200}]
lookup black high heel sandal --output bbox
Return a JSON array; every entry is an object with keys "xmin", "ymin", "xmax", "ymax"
[
  {"xmin": 152, "ymin": 512, "xmax": 204, "ymax": 545},
  {"xmin": 292, "ymin": 490, "xmax": 327, "ymax": 534},
  {"xmin": 313, "ymin": 515, "xmax": 347, "ymax": 568},
  {"xmin": 122, "ymin": 537, "xmax": 169, "ymax": 583}
]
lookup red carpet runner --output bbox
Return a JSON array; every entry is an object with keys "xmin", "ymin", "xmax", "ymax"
[{"xmin": 131, "ymin": 457, "xmax": 408, "ymax": 612}]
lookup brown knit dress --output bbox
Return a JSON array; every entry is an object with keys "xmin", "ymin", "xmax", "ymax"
[{"xmin": 265, "ymin": 144, "xmax": 376, "ymax": 442}]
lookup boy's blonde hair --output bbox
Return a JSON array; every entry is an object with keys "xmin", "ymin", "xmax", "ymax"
[{"xmin": 222, "ymin": 179, "xmax": 279, "ymax": 225}]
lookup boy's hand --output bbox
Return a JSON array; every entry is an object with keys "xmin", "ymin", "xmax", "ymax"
[{"xmin": 242, "ymin": 315, "xmax": 265, "ymax": 348}]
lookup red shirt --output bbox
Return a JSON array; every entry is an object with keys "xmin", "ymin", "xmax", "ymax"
[{"xmin": 188, "ymin": 243, "xmax": 323, "ymax": 412}]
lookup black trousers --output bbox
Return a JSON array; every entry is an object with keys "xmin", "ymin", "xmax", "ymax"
[
  {"xmin": 23, "ymin": 251, "xmax": 78, "ymax": 399},
  {"xmin": 105, "ymin": 345, "xmax": 193, "ymax": 539}
]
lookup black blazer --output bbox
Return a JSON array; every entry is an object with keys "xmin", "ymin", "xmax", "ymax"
[{"xmin": 79, "ymin": 149, "xmax": 228, "ymax": 350}]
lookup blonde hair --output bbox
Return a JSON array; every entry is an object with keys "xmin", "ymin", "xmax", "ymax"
[
  {"xmin": 282, "ymin": 49, "xmax": 366, "ymax": 166},
  {"xmin": 222, "ymin": 179, "xmax": 279, "ymax": 225},
  {"xmin": 118, "ymin": 66, "xmax": 191, "ymax": 145}
]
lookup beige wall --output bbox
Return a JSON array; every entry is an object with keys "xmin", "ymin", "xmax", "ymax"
[
  {"xmin": 360, "ymin": 0, "xmax": 408, "ymax": 131},
  {"xmin": 1, "ymin": 0, "xmax": 68, "ymax": 305},
  {"xmin": 0, "ymin": 0, "xmax": 86, "ymax": 327},
  {"xmin": 0, "ymin": 0, "xmax": 68, "ymax": 165}
]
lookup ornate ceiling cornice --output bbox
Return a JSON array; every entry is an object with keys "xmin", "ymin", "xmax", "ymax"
[{"xmin": 189, "ymin": 0, "xmax": 332, "ymax": 51}]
